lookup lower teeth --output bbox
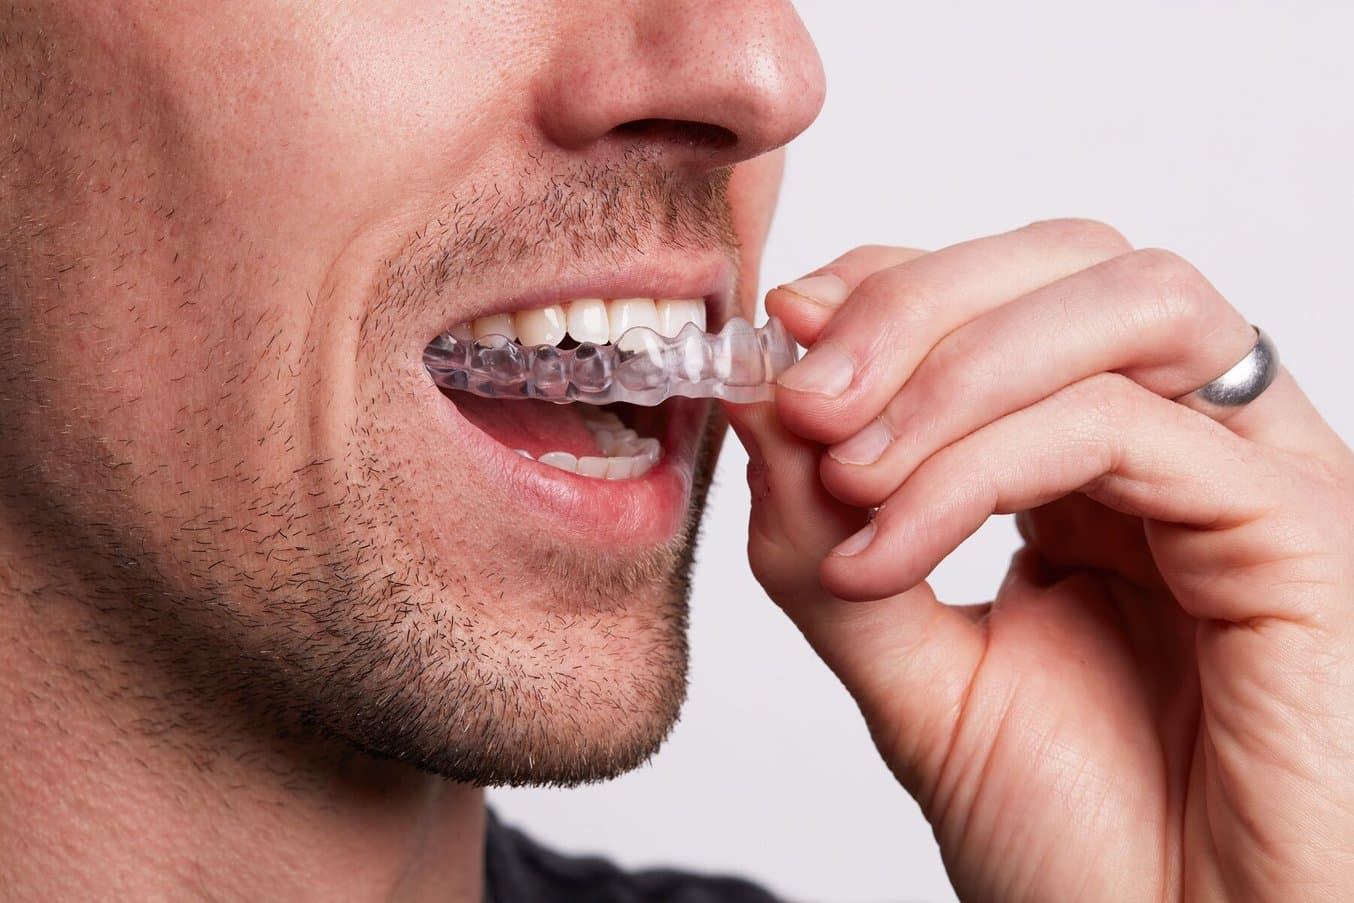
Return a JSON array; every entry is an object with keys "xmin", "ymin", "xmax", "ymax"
[
  {"xmin": 512, "ymin": 411, "xmax": 662, "ymax": 480},
  {"xmin": 424, "ymin": 316, "xmax": 798, "ymax": 407}
]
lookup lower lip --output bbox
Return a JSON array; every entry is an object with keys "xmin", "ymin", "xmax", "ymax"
[{"xmin": 420, "ymin": 375, "xmax": 710, "ymax": 546}]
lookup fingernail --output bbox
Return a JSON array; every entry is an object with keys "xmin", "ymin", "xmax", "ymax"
[
  {"xmin": 777, "ymin": 343, "xmax": 854, "ymax": 397},
  {"xmin": 829, "ymin": 418, "xmax": 893, "ymax": 466},
  {"xmin": 831, "ymin": 522, "xmax": 876, "ymax": 558},
  {"xmin": 777, "ymin": 273, "xmax": 849, "ymax": 308}
]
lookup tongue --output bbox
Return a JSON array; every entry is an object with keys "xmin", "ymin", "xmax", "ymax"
[{"xmin": 446, "ymin": 393, "xmax": 605, "ymax": 458}]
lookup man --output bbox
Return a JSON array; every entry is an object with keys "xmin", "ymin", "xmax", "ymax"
[{"xmin": 1, "ymin": 1, "xmax": 1350, "ymax": 900}]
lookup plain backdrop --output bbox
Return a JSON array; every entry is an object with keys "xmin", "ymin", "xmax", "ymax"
[{"xmin": 493, "ymin": 4, "xmax": 1354, "ymax": 901}]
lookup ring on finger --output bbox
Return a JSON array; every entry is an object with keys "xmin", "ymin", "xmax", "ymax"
[{"xmin": 1174, "ymin": 326, "xmax": 1279, "ymax": 421}]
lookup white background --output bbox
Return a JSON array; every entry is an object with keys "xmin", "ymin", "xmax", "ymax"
[{"xmin": 494, "ymin": 4, "xmax": 1354, "ymax": 901}]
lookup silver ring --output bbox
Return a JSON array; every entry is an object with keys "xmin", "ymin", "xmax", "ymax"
[{"xmin": 1175, "ymin": 326, "xmax": 1279, "ymax": 420}]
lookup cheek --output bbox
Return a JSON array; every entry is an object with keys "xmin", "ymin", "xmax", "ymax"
[
  {"xmin": 0, "ymin": 112, "xmax": 313, "ymax": 558},
  {"xmin": 135, "ymin": 4, "xmax": 537, "ymax": 280}
]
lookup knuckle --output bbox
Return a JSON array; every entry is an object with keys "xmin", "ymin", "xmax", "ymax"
[
  {"xmin": 746, "ymin": 545, "xmax": 784, "ymax": 595},
  {"xmin": 820, "ymin": 244, "xmax": 887, "ymax": 274},
  {"xmin": 1101, "ymin": 249, "xmax": 1246, "ymax": 363},
  {"xmin": 854, "ymin": 267, "xmax": 936, "ymax": 332},
  {"xmin": 747, "ymin": 523, "xmax": 817, "ymax": 599},
  {"xmin": 906, "ymin": 337, "xmax": 987, "ymax": 417},
  {"xmin": 1028, "ymin": 217, "xmax": 1133, "ymax": 256},
  {"xmin": 1122, "ymin": 247, "xmax": 1216, "ymax": 323},
  {"xmin": 851, "ymin": 243, "xmax": 903, "ymax": 259},
  {"xmin": 824, "ymin": 244, "xmax": 925, "ymax": 281},
  {"xmin": 939, "ymin": 332, "xmax": 1002, "ymax": 392},
  {"xmin": 1076, "ymin": 371, "xmax": 1143, "ymax": 427}
]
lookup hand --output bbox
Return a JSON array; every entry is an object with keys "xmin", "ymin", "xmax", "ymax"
[{"xmin": 724, "ymin": 220, "xmax": 1354, "ymax": 902}]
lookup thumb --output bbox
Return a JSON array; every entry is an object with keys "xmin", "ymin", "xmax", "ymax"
[
  {"xmin": 724, "ymin": 399, "xmax": 861, "ymax": 605},
  {"xmin": 722, "ymin": 399, "xmax": 985, "ymax": 794}
]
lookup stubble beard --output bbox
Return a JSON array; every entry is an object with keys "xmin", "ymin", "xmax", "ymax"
[
  {"xmin": 0, "ymin": 398, "xmax": 726, "ymax": 791},
  {"xmin": 296, "ymin": 407, "xmax": 728, "ymax": 788},
  {"xmin": 0, "ymin": 40, "xmax": 740, "ymax": 785}
]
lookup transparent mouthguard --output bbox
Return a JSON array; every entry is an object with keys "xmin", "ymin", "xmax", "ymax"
[{"xmin": 424, "ymin": 316, "xmax": 799, "ymax": 406}]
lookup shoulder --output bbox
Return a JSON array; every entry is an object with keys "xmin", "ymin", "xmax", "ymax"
[{"xmin": 484, "ymin": 809, "xmax": 787, "ymax": 903}]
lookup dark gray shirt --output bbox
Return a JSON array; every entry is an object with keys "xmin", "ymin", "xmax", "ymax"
[{"xmin": 484, "ymin": 810, "xmax": 785, "ymax": 902}]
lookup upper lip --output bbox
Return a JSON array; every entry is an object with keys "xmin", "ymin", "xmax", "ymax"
[{"xmin": 421, "ymin": 250, "xmax": 737, "ymax": 346}]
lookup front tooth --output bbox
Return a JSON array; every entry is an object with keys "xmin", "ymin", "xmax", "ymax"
[
  {"xmin": 655, "ymin": 300, "xmax": 684, "ymax": 337},
  {"xmin": 472, "ymin": 313, "xmax": 516, "ymax": 341},
  {"xmin": 608, "ymin": 298, "xmax": 660, "ymax": 347},
  {"xmin": 577, "ymin": 456, "xmax": 610, "ymax": 478},
  {"xmin": 538, "ymin": 451, "xmax": 578, "ymax": 473},
  {"xmin": 605, "ymin": 456, "xmax": 636, "ymax": 480},
  {"xmin": 656, "ymin": 299, "xmax": 705, "ymax": 337},
  {"xmin": 515, "ymin": 305, "xmax": 566, "ymax": 346},
  {"xmin": 687, "ymin": 300, "xmax": 707, "ymax": 332},
  {"xmin": 566, "ymin": 299, "xmax": 610, "ymax": 345}
]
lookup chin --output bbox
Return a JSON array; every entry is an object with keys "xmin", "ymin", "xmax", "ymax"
[
  {"xmin": 307, "ymin": 495, "xmax": 705, "ymax": 788},
  {"xmin": 263, "ymin": 376, "xmax": 728, "ymax": 788}
]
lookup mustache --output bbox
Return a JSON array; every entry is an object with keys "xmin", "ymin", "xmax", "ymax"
[{"xmin": 399, "ymin": 152, "xmax": 739, "ymax": 296}]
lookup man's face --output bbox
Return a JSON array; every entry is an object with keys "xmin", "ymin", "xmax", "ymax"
[{"xmin": 0, "ymin": 2, "xmax": 822, "ymax": 783}]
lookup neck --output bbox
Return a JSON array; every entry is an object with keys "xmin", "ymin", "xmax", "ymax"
[{"xmin": 0, "ymin": 539, "xmax": 486, "ymax": 901}]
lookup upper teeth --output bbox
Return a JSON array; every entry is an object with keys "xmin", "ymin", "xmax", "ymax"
[{"xmin": 458, "ymin": 298, "xmax": 707, "ymax": 348}]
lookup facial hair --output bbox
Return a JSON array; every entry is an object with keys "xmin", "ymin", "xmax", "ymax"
[{"xmin": 0, "ymin": 135, "xmax": 740, "ymax": 788}]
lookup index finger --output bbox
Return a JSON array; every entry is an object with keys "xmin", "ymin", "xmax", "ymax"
[
  {"xmin": 766, "ymin": 245, "xmax": 928, "ymax": 346},
  {"xmin": 773, "ymin": 218, "xmax": 1134, "ymax": 445}
]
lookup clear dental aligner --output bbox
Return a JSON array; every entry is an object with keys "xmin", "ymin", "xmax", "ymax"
[{"xmin": 424, "ymin": 316, "xmax": 799, "ymax": 406}]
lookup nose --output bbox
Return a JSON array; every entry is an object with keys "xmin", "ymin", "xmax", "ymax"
[{"xmin": 535, "ymin": 0, "xmax": 826, "ymax": 170}]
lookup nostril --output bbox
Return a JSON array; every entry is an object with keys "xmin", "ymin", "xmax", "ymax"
[{"xmin": 612, "ymin": 118, "xmax": 738, "ymax": 153}]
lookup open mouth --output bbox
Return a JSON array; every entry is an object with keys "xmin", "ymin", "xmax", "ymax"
[
  {"xmin": 450, "ymin": 394, "xmax": 672, "ymax": 480},
  {"xmin": 425, "ymin": 297, "xmax": 798, "ymax": 481}
]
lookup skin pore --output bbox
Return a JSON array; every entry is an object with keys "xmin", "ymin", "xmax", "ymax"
[{"xmin": 0, "ymin": 1, "xmax": 823, "ymax": 899}]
